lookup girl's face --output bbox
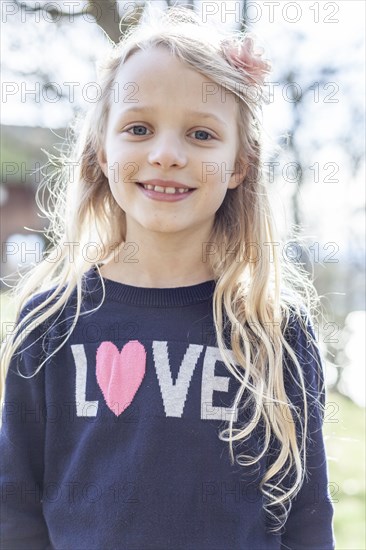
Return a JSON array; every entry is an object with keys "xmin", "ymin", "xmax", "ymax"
[{"xmin": 98, "ymin": 46, "xmax": 245, "ymax": 240}]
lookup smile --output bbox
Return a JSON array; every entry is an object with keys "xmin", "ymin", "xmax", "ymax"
[
  {"xmin": 140, "ymin": 183, "xmax": 190, "ymax": 194},
  {"xmin": 136, "ymin": 182, "xmax": 195, "ymax": 202}
]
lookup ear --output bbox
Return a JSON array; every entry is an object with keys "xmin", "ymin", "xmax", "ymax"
[
  {"xmin": 97, "ymin": 148, "xmax": 108, "ymax": 179},
  {"xmin": 228, "ymin": 158, "xmax": 248, "ymax": 189}
]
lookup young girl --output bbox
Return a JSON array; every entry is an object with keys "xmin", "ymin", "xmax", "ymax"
[{"xmin": 0, "ymin": 5, "xmax": 335, "ymax": 549}]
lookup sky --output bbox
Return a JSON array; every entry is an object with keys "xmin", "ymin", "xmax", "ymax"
[{"xmin": 2, "ymin": 1, "xmax": 365, "ymax": 124}]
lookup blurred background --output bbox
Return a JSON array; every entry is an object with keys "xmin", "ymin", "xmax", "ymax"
[{"xmin": 1, "ymin": 0, "xmax": 365, "ymax": 547}]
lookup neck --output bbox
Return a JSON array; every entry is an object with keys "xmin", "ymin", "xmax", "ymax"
[{"xmin": 100, "ymin": 227, "xmax": 216, "ymax": 288}]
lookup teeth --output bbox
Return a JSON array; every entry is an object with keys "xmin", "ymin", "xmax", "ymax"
[{"xmin": 142, "ymin": 184, "xmax": 190, "ymax": 194}]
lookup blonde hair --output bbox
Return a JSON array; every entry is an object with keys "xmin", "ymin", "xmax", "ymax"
[{"xmin": 1, "ymin": 4, "xmax": 325, "ymax": 533}]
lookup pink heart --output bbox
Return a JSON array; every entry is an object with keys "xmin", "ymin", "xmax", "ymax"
[{"xmin": 96, "ymin": 341, "xmax": 146, "ymax": 417}]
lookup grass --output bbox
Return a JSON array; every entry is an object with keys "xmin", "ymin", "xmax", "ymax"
[
  {"xmin": 0, "ymin": 292, "xmax": 365, "ymax": 548},
  {"xmin": 324, "ymin": 390, "xmax": 366, "ymax": 549}
]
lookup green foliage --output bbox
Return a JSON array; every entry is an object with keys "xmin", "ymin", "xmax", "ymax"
[{"xmin": 324, "ymin": 391, "xmax": 366, "ymax": 549}]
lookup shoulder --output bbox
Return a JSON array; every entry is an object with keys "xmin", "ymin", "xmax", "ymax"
[
  {"xmin": 14, "ymin": 267, "xmax": 105, "ymax": 347},
  {"xmin": 281, "ymin": 302, "xmax": 326, "ymax": 411},
  {"xmin": 279, "ymin": 289, "xmax": 318, "ymax": 348},
  {"xmin": 15, "ymin": 286, "xmax": 66, "ymax": 339},
  {"xmin": 19, "ymin": 288, "xmax": 60, "ymax": 320},
  {"xmin": 17, "ymin": 267, "xmax": 99, "ymax": 324},
  {"xmin": 13, "ymin": 280, "xmax": 75, "ymax": 352}
]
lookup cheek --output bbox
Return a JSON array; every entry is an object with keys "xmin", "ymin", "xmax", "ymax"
[
  {"xmin": 199, "ymin": 182, "xmax": 228, "ymax": 211},
  {"xmin": 106, "ymin": 172, "xmax": 127, "ymax": 200},
  {"xmin": 204, "ymin": 169, "xmax": 233, "ymax": 193},
  {"xmin": 106, "ymin": 159, "xmax": 136, "ymax": 187},
  {"xmin": 107, "ymin": 183, "xmax": 121, "ymax": 206}
]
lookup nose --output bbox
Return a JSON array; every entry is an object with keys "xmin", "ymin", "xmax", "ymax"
[{"xmin": 147, "ymin": 133, "xmax": 187, "ymax": 169}]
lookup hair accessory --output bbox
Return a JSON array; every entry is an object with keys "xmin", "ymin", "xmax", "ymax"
[{"xmin": 221, "ymin": 34, "xmax": 271, "ymax": 86}]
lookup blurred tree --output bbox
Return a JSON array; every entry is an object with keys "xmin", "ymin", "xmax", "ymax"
[
  {"xmin": 12, "ymin": 0, "xmax": 196, "ymax": 42},
  {"xmin": 240, "ymin": 0, "xmax": 248, "ymax": 32},
  {"xmin": 12, "ymin": 0, "xmax": 144, "ymax": 44},
  {"xmin": 280, "ymin": 65, "xmax": 339, "ymax": 229},
  {"xmin": 7, "ymin": 1, "xmax": 195, "ymax": 105},
  {"xmin": 167, "ymin": 0, "xmax": 194, "ymax": 7}
]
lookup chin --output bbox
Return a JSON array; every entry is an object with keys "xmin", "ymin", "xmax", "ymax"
[{"xmin": 144, "ymin": 221, "xmax": 187, "ymax": 234}]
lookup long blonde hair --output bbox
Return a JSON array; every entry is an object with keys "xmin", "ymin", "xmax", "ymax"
[{"xmin": 1, "ymin": 4, "xmax": 325, "ymax": 533}]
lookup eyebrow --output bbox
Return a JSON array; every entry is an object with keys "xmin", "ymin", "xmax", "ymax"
[{"xmin": 117, "ymin": 106, "xmax": 228, "ymax": 127}]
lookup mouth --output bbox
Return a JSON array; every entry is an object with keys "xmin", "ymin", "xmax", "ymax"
[
  {"xmin": 136, "ymin": 182, "xmax": 195, "ymax": 202},
  {"xmin": 136, "ymin": 182, "xmax": 194, "ymax": 195}
]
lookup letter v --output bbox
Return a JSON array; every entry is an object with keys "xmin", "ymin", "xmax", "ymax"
[{"xmin": 152, "ymin": 342, "xmax": 203, "ymax": 417}]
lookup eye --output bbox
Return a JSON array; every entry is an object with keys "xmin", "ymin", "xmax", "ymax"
[
  {"xmin": 190, "ymin": 130, "xmax": 214, "ymax": 141},
  {"xmin": 125, "ymin": 125, "xmax": 151, "ymax": 136}
]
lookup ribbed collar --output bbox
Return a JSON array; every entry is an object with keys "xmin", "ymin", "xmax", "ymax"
[{"xmin": 83, "ymin": 267, "xmax": 216, "ymax": 308}]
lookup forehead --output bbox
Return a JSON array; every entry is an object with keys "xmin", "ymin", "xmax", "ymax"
[{"xmin": 109, "ymin": 46, "xmax": 238, "ymax": 120}]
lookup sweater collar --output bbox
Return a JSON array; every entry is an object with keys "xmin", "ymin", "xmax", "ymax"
[{"xmin": 84, "ymin": 267, "xmax": 216, "ymax": 307}]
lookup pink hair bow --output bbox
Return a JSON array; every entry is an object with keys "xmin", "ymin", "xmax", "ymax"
[{"xmin": 221, "ymin": 35, "xmax": 271, "ymax": 86}]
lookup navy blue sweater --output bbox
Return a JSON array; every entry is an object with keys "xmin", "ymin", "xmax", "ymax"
[{"xmin": 0, "ymin": 268, "xmax": 335, "ymax": 549}]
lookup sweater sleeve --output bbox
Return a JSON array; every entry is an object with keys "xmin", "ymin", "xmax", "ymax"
[
  {"xmin": 0, "ymin": 297, "xmax": 51, "ymax": 550},
  {"xmin": 280, "ymin": 312, "xmax": 336, "ymax": 550}
]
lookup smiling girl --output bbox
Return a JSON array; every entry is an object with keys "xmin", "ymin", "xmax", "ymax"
[{"xmin": 0, "ymin": 5, "xmax": 335, "ymax": 549}]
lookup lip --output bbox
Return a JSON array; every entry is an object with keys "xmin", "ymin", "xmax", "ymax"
[{"xmin": 136, "ymin": 182, "xmax": 195, "ymax": 202}]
